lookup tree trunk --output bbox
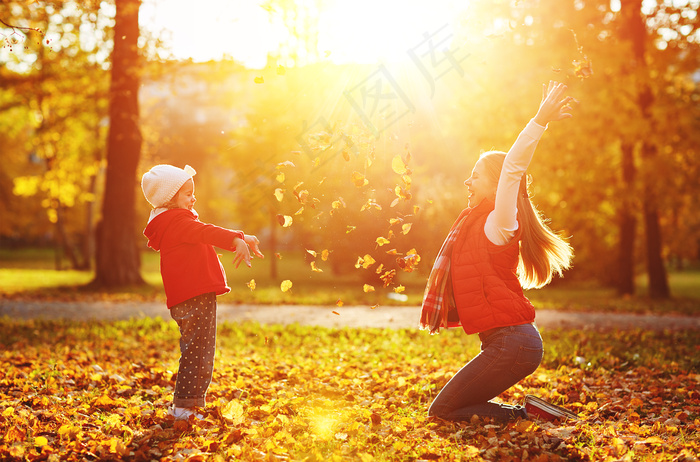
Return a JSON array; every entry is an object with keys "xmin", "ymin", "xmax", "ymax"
[
  {"xmin": 616, "ymin": 144, "xmax": 636, "ymax": 296},
  {"xmin": 624, "ymin": 0, "xmax": 670, "ymax": 299},
  {"xmin": 92, "ymin": 0, "xmax": 144, "ymax": 287}
]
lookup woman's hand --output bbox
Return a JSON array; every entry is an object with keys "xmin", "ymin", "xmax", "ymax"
[
  {"xmin": 244, "ymin": 234, "xmax": 265, "ymax": 259},
  {"xmin": 534, "ymin": 81, "xmax": 578, "ymax": 126},
  {"xmin": 232, "ymin": 237, "xmax": 252, "ymax": 268}
]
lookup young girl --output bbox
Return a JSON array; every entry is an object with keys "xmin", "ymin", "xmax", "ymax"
[
  {"xmin": 420, "ymin": 81, "xmax": 577, "ymax": 423},
  {"xmin": 141, "ymin": 164, "xmax": 264, "ymax": 420}
]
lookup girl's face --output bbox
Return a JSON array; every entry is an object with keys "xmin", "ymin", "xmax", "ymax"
[
  {"xmin": 464, "ymin": 159, "xmax": 497, "ymax": 207},
  {"xmin": 174, "ymin": 179, "xmax": 196, "ymax": 210}
]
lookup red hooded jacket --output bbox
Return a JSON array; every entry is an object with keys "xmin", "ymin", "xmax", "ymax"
[{"xmin": 143, "ymin": 208, "xmax": 244, "ymax": 308}]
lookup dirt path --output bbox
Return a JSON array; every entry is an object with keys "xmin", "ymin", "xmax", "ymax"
[{"xmin": 0, "ymin": 300, "xmax": 698, "ymax": 331}]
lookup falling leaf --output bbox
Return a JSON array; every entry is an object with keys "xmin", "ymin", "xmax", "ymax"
[
  {"xmin": 321, "ymin": 249, "xmax": 330, "ymax": 261},
  {"xmin": 247, "ymin": 279, "xmax": 256, "ymax": 291},
  {"xmin": 394, "ymin": 285, "xmax": 405, "ymax": 293},
  {"xmin": 352, "ymin": 171, "xmax": 368, "ymax": 187},
  {"xmin": 275, "ymin": 253, "xmax": 283, "ymax": 259},
  {"xmin": 363, "ymin": 284, "xmax": 375, "ymax": 293},
  {"xmin": 391, "ymin": 155, "xmax": 407, "ymax": 175},
  {"xmin": 376, "ymin": 237, "xmax": 391, "ymax": 247},
  {"xmin": 336, "ymin": 299, "xmax": 343, "ymax": 307},
  {"xmin": 573, "ymin": 56, "xmax": 593, "ymax": 79},
  {"xmin": 280, "ymin": 280, "xmax": 293, "ymax": 292},
  {"xmin": 274, "ymin": 189, "xmax": 285, "ymax": 202},
  {"xmin": 276, "ymin": 215, "xmax": 293, "ymax": 227},
  {"xmin": 310, "ymin": 262, "xmax": 323, "ymax": 272},
  {"xmin": 401, "ymin": 223, "xmax": 412, "ymax": 235},
  {"xmin": 361, "ymin": 199, "xmax": 382, "ymax": 212},
  {"xmin": 389, "ymin": 218, "xmax": 403, "ymax": 226},
  {"xmin": 254, "ymin": 76, "xmax": 264, "ymax": 83},
  {"xmin": 276, "ymin": 172, "xmax": 285, "ymax": 183},
  {"xmin": 294, "ymin": 207, "xmax": 304, "ymax": 215},
  {"xmin": 332, "ymin": 311, "xmax": 340, "ymax": 316},
  {"xmin": 346, "ymin": 226, "xmax": 356, "ymax": 234},
  {"xmin": 277, "ymin": 161, "xmax": 295, "ymax": 168},
  {"xmin": 306, "ymin": 250, "xmax": 318, "ymax": 257}
]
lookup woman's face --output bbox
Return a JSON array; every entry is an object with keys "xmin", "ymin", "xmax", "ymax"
[
  {"xmin": 464, "ymin": 159, "xmax": 497, "ymax": 207},
  {"xmin": 174, "ymin": 179, "xmax": 196, "ymax": 211}
]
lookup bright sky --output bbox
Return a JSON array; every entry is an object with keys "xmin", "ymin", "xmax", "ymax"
[{"xmin": 140, "ymin": 0, "xmax": 466, "ymax": 67}]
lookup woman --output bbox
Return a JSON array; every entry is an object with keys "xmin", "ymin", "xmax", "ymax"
[{"xmin": 420, "ymin": 81, "xmax": 578, "ymax": 422}]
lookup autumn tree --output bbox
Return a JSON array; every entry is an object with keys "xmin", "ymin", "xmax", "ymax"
[
  {"xmin": 93, "ymin": 0, "xmax": 144, "ymax": 287},
  {"xmin": 1, "ymin": 2, "xmax": 108, "ymax": 269}
]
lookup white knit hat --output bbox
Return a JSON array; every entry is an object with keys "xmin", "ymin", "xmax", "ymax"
[{"xmin": 141, "ymin": 164, "xmax": 197, "ymax": 208}]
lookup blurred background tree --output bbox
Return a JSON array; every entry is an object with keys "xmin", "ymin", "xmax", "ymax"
[{"xmin": 1, "ymin": 0, "xmax": 698, "ymax": 298}]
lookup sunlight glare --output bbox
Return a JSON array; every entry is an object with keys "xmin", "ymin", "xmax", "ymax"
[{"xmin": 140, "ymin": 0, "xmax": 466, "ymax": 67}]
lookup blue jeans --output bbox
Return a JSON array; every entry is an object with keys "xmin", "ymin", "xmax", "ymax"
[{"xmin": 428, "ymin": 323, "xmax": 543, "ymax": 422}]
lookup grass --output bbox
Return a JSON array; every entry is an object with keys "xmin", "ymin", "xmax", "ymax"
[
  {"xmin": 1, "ymin": 247, "xmax": 699, "ymax": 315},
  {"xmin": 0, "ymin": 318, "xmax": 697, "ymax": 461}
]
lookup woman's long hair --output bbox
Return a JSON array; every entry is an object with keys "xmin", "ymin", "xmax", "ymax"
[{"xmin": 479, "ymin": 151, "xmax": 573, "ymax": 289}]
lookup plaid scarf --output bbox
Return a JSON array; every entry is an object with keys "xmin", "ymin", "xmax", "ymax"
[{"xmin": 419, "ymin": 211, "xmax": 470, "ymax": 334}]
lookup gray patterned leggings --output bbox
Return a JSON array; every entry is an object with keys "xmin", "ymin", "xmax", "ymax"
[{"xmin": 169, "ymin": 292, "xmax": 217, "ymax": 408}]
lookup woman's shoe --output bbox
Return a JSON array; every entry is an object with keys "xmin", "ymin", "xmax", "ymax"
[{"xmin": 524, "ymin": 395, "xmax": 578, "ymax": 422}]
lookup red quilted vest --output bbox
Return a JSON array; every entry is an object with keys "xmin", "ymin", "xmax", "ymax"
[{"xmin": 448, "ymin": 200, "xmax": 535, "ymax": 334}]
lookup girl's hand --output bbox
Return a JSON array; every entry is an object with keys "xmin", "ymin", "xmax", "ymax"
[
  {"xmin": 244, "ymin": 234, "xmax": 265, "ymax": 259},
  {"xmin": 232, "ymin": 237, "xmax": 252, "ymax": 268},
  {"xmin": 534, "ymin": 80, "xmax": 578, "ymax": 126}
]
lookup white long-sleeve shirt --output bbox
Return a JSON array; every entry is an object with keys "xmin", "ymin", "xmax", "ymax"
[{"xmin": 484, "ymin": 119, "xmax": 547, "ymax": 246}]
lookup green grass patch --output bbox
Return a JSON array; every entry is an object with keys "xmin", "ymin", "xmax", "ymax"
[{"xmin": 0, "ymin": 319, "xmax": 697, "ymax": 461}]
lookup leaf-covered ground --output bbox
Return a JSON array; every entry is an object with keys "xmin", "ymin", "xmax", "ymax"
[{"xmin": 0, "ymin": 318, "xmax": 698, "ymax": 461}]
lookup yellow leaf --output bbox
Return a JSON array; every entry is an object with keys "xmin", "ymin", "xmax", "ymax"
[
  {"xmin": 276, "ymin": 215, "xmax": 293, "ymax": 227},
  {"xmin": 254, "ymin": 76, "xmax": 264, "ymax": 83},
  {"xmin": 277, "ymin": 161, "xmax": 295, "ymax": 168},
  {"xmin": 363, "ymin": 284, "xmax": 375, "ymax": 293},
  {"xmin": 352, "ymin": 171, "xmax": 369, "ymax": 187},
  {"xmin": 321, "ymin": 249, "xmax": 330, "ymax": 261},
  {"xmin": 310, "ymin": 262, "xmax": 323, "ymax": 272},
  {"xmin": 376, "ymin": 237, "xmax": 390, "ymax": 247},
  {"xmin": 221, "ymin": 400, "xmax": 245, "ymax": 425},
  {"xmin": 274, "ymin": 188, "xmax": 285, "ymax": 202},
  {"xmin": 276, "ymin": 172, "xmax": 285, "ymax": 183},
  {"xmin": 401, "ymin": 223, "xmax": 412, "ymax": 235},
  {"xmin": 246, "ymin": 279, "xmax": 256, "ymax": 291},
  {"xmin": 346, "ymin": 226, "xmax": 356, "ymax": 234},
  {"xmin": 34, "ymin": 436, "xmax": 49, "ymax": 447},
  {"xmin": 391, "ymin": 155, "xmax": 407, "ymax": 174},
  {"xmin": 336, "ymin": 299, "xmax": 344, "ymax": 307},
  {"xmin": 280, "ymin": 280, "xmax": 293, "ymax": 292},
  {"xmin": 394, "ymin": 285, "xmax": 405, "ymax": 293}
]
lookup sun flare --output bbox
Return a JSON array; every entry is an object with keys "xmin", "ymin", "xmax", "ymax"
[{"xmin": 140, "ymin": 0, "xmax": 467, "ymax": 67}]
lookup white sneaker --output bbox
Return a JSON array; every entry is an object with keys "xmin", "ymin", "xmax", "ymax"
[{"xmin": 168, "ymin": 405, "xmax": 205, "ymax": 420}]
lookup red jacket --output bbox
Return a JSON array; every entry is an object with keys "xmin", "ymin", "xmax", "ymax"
[
  {"xmin": 449, "ymin": 200, "xmax": 535, "ymax": 334},
  {"xmin": 143, "ymin": 209, "xmax": 244, "ymax": 308}
]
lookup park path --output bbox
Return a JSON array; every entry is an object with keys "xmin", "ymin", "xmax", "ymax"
[{"xmin": 0, "ymin": 299, "xmax": 698, "ymax": 331}]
